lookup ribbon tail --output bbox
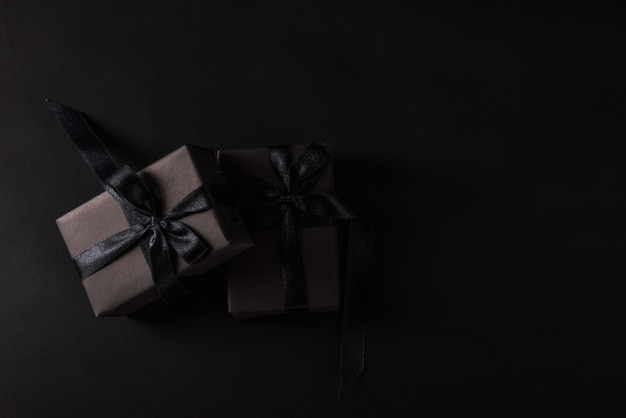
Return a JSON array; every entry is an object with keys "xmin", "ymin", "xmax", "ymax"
[
  {"xmin": 145, "ymin": 229, "xmax": 187, "ymax": 304},
  {"xmin": 281, "ymin": 208, "xmax": 309, "ymax": 312},
  {"xmin": 162, "ymin": 220, "xmax": 209, "ymax": 265},
  {"xmin": 45, "ymin": 99, "xmax": 156, "ymax": 219},
  {"xmin": 339, "ymin": 218, "xmax": 372, "ymax": 393},
  {"xmin": 296, "ymin": 193, "xmax": 372, "ymax": 392}
]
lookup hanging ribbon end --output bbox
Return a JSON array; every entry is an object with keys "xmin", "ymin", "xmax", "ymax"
[
  {"xmin": 45, "ymin": 99, "xmax": 75, "ymax": 119},
  {"xmin": 45, "ymin": 98, "xmax": 60, "ymax": 110}
]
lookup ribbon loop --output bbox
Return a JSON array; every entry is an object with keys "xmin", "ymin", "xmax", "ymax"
[
  {"xmin": 161, "ymin": 220, "xmax": 208, "ymax": 264},
  {"xmin": 163, "ymin": 184, "xmax": 216, "ymax": 220},
  {"xmin": 268, "ymin": 144, "xmax": 294, "ymax": 191},
  {"xmin": 289, "ymin": 143, "xmax": 332, "ymax": 193}
]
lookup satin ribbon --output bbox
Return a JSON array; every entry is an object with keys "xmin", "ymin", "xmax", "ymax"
[
  {"xmin": 47, "ymin": 99, "xmax": 215, "ymax": 304},
  {"xmin": 224, "ymin": 143, "xmax": 372, "ymax": 390}
]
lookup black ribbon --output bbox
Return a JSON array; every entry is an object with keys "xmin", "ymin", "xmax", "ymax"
[
  {"xmin": 47, "ymin": 99, "xmax": 216, "ymax": 304},
  {"xmin": 224, "ymin": 144, "xmax": 372, "ymax": 390}
]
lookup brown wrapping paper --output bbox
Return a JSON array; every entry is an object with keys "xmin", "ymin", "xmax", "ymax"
[
  {"xmin": 217, "ymin": 144, "xmax": 340, "ymax": 317},
  {"xmin": 56, "ymin": 145, "xmax": 253, "ymax": 316}
]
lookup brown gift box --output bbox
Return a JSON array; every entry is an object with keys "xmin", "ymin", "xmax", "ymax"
[
  {"xmin": 57, "ymin": 145, "xmax": 253, "ymax": 316},
  {"xmin": 217, "ymin": 144, "xmax": 340, "ymax": 317}
]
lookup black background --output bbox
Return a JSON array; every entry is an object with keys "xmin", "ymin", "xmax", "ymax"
[{"xmin": 1, "ymin": 1, "xmax": 626, "ymax": 417}]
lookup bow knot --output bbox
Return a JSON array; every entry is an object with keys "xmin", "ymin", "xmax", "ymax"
[
  {"xmin": 146, "ymin": 215, "xmax": 162, "ymax": 228},
  {"xmin": 266, "ymin": 189, "xmax": 304, "ymax": 212}
]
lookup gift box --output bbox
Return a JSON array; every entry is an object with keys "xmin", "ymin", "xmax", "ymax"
[
  {"xmin": 218, "ymin": 142, "xmax": 372, "ymax": 387},
  {"xmin": 217, "ymin": 144, "xmax": 340, "ymax": 317},
  {"xmin": 50, "ymin": 101, "xmax": 253, "ymax": 316}
]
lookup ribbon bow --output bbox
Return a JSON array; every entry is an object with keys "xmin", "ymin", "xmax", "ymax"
[
  {"xmin": 225, "ymin": 143, "xmax": 372, "ymax": 391},
  {"xmin": 47, "ymin": 99, "xmax": 215, "ymax": 303}
]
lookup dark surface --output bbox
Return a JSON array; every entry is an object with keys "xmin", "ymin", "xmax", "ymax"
[{"xmin": 1, "ymin": 2, "xmax": 626, "ymax": 417}]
